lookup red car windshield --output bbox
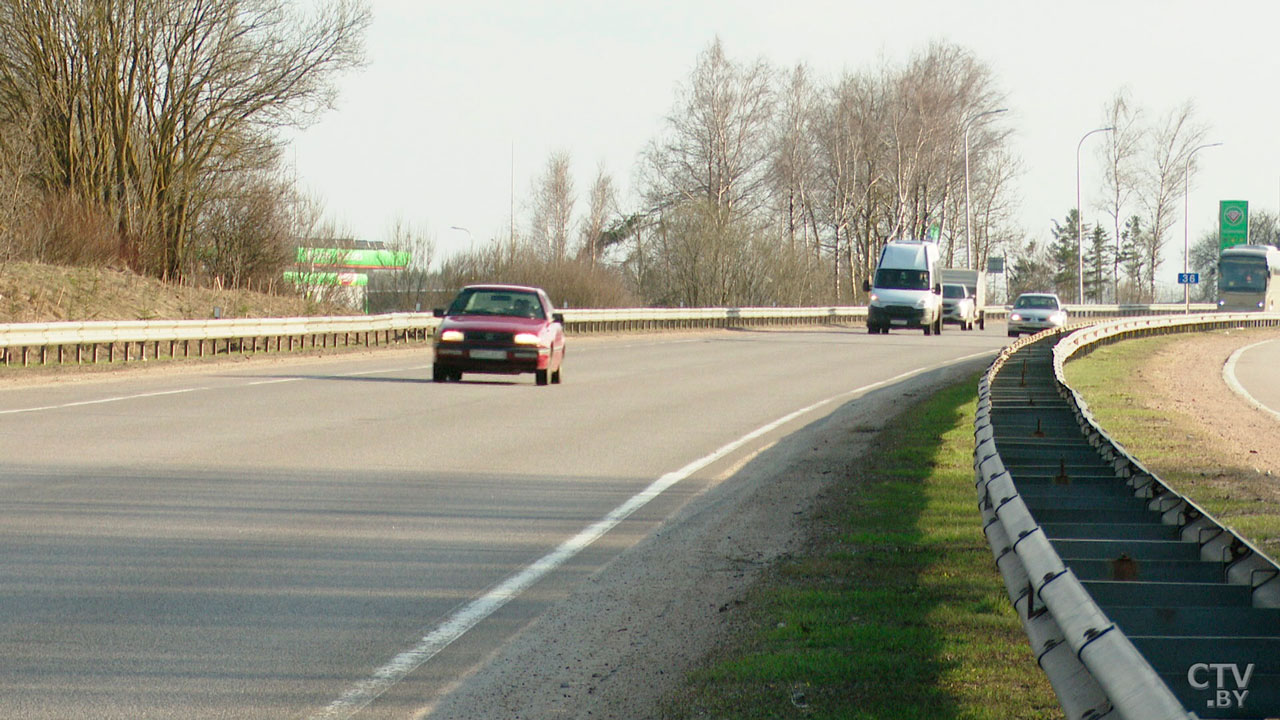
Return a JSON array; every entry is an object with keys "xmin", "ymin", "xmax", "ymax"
[{"xmin": 447, "ymin": 289, "xmax": 545, "ymax": 319}]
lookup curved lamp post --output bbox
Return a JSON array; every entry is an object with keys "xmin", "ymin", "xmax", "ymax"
[
  {"xmin": 1076, "ymin": 126, "xmax": 1114, "ymax": 304},
  {"xmin": 1183, "ymin": 142, "xmax": 1223, "ymax": 313},
  {"xmin": 963, "ymin": 108, "xmax": 1007, "ymax": 269}
]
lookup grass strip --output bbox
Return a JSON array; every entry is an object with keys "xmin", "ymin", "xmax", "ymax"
[
  {"xmin": 662, "ymin": 375, "xmax": 1059, "ymax": 719},
  {"xmin": 1064, "ymin": 332, "xmax": 1280, "ymax": 554}
]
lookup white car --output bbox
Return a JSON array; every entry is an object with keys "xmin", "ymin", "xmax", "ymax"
[
  {"xmin": 1007, "ymin": 293, "xmax": 1067, "ymax": 337},
  {"xmin": 941, "ymin": 283, "xmax": 976, "ymax": 330}
]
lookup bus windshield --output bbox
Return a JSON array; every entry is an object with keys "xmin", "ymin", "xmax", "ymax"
[{"xmin": 1219, "ymin": 260, "xmax": 1268, "ymax": 293}]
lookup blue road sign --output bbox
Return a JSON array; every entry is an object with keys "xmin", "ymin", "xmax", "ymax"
[{"xmin": 1178, "ymin": 272, "xmax": 1200, "ymax": 284}]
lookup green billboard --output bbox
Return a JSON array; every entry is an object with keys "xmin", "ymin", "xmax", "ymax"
[
  {"xmin": 295, "ymin": 247, "xmax": 410, "ymax": 269},
  {"xmin": 1220, "ymin": 200, "xmax": 1249, "ymax": 249}
]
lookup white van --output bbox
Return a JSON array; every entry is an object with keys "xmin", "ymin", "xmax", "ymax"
[{"xmin": 864, "ymin": 240, "xmax": 944, "ymax": 335}]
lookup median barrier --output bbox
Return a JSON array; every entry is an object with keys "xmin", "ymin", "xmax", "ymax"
[
  {"xmin": 0, "ymin": 302, "xmax": 1226, "ymax": 370},
  {"xmin": 0, "ymin": 307, "xmax": 873, "ymax": 368},
  {"xmin": 978, "ymin": 312, "xmax": 1280, "ymax": 719}
]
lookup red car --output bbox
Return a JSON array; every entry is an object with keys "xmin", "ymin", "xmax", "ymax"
[{"xmin": 432, "ymin": 284, "xmax": 566, "ymax": 385}]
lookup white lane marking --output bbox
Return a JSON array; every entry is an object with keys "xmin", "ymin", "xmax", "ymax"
[
  {"xmin": 311, "ymin": 349, "xmax": 995, "ymax": 719},
  {"xmin": 0, "ymin": 365, "xmax": 433, "ymax": 416},
  {"xmin": 0, "ymin": 387, "xmax": 206, "ymax": 415},
  {"xmin": 1223, "ymin": 339, "xmax": 1280, "ymax": 422}
]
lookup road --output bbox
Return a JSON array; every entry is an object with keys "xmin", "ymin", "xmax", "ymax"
[
  {"xmin": 0, "ymin": 325, "xmax": 1007, "ymax": 719},
  {"xmin": 1225, "ymin": 336, "xmax": 1280, "ymax": 419}
]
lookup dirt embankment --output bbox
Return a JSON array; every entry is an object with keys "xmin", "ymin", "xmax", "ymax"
[{"xmin": 0, "ymin": 261, "xmax": 348, "ymax": 323}]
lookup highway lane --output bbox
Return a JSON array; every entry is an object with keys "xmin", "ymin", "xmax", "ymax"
[{"xmin": 0, "ymin": 326, "xmax": 1008, "ymax": 719}]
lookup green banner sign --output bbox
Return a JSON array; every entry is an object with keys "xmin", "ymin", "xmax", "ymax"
[
  {"xmin": 295, "ymin": 247, "xmax": 410, "ymax": 269},
  {"xmin": 1220, "ymin": 200, "xmax": 1249, "ymax": 249}
]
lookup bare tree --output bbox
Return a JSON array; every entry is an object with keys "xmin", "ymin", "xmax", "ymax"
[
  {"xmin": 1138, "ymin": 101, "xmax": 1206, "ymax": 299},
  {"xmin": 810, "ymin": 44, "xmax": 1006, "ymax": 300},
  {"xmin": 1099, "ymin": 88, "xmax": 1143, "ymax": 301},
  {"xmin": 527, "ymin": 150, "xmax": 575, "ymax": 263},
  {"xmin": 0, "ymin": 110, "xmax": 37, "ymax": 265},
  {"xmin": 769, "ymin": 63, "xmax": 820, "ymax": 254},
  {"xmin": 0, "ymin": 0, "xmax": 370, "ymax": 278},
  {"xmin": 969, "ymin": 144, "xmax": 1022, "ymax": 273},
  {"xmin": 578, "ymin": 164, "xmax": 616, "ymax": 268},
  {"xmin": 192, "ymin": 170, "xmax": 294, "ymax": 288},
  {"xmin": 813, "ymin": 69, "xmax": 882, "ymax": 299},
  {"xmin": 642, "ymin": 37, "xmax": 775, "ymax": 224},
  {"xmin": 366, "ymin": 217, "xmax": 436, "ymax": 312}
]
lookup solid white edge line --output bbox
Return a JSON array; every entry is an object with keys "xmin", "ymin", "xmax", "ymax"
[
  {"xmin": 1223, "ymin": 339, "xmax": 1280, "ymax": 422},
  {"xmin": 311, "ymin": 348, "xmax": 996, "ymax": 719}
]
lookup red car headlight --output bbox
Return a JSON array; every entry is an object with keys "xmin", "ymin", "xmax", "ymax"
[{"xmin": 513, "ymin": 332, "xmax": 541, "ymax": 345}]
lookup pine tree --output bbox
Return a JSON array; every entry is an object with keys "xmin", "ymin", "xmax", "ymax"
[
  {"xmin": 1086, "ymin": 224, "xmax": 1112, "ymax": 302},
  {"xmin": 1050, "ymin": 210, "xmax": 1081, "ymax": 300}
]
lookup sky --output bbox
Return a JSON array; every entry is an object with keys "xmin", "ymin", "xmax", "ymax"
[{"xmin": 287, "ymin": 0, "xmax": 1280, "ymax": 291}]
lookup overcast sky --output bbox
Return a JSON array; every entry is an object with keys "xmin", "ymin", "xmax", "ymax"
[{"xmin": 287, "ymin": 0, "xmax": 1280, "ymax": 285}]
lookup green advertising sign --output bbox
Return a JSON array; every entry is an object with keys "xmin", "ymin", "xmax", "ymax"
[
  {"xmin": 295, "ymin": 247, "xmax": 410, "ymax": 269},
  {"xmin": 1220, "ymin": 200, "xmax": 1249, "ymax": 249}
]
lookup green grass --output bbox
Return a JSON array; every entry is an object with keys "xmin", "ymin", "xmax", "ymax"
[
  {"xmin": 661, "ymin": 377, "xmax": 1059, "ymax": 719},
  {"xmin": 1064, "ymin": 333, "xmax": 1280, "ymax": 555}
]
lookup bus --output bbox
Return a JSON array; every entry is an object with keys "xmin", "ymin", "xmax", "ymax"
[{"xmin": 1217, "ymin": 244, "xmax": 1280, "ymax": 311}]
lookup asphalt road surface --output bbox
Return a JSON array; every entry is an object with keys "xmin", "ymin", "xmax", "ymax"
[
  {"xmin": 0, "ymin": 325, "xmax": 1007, "ymax": 719},
  {"xmin": 1227, "ymin": 336, "xmax": 1280, "ymax": 418}
]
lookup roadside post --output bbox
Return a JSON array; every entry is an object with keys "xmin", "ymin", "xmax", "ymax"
[{"xmin": 1178, "ymin": 272, "xmax": 1200, "ymax": 314}]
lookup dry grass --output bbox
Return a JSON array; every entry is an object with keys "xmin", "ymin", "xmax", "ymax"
[{"xmin": 0, "ymin": 261, "xmax": 353, "ymax": 323}]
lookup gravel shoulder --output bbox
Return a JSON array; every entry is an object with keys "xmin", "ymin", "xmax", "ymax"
[{"xmin": 1134, "ymin": 328, "xmax": 1280, "ymax": 481}]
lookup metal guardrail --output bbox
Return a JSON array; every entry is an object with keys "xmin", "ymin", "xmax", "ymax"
[
  {"xmin": 977, "ymin": 312, "xmax": 1280, "ymax": 719},
  {"xmin": 0, "ymin": 314, "xmax": 437, "ymax": 366},
  {"xmin": 0, "ymin": 303, "xmax": 1225, "ymax": 369},
  {"xmin": 559, "ymin": 305, "xmax": 865, "ymax": 333},
  {"xmin": 0, "ymin": 307, "xmax": 869, "ymax": 368}
]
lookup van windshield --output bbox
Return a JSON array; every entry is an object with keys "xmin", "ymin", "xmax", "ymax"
[{"xmin": 874, "ymin": 268, "xmax": 930, "ymax": 291}]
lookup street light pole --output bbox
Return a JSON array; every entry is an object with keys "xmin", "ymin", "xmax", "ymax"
[
  {"xmin": 1183, "ymin": 142, "xmax": 1223, "ymax": 313},
  {"xmin": 1076, "ymin": 126, "xmax": 1114, "ymax": 305},
  {"xmin": 963, "ymin": 108, "xmax": 1007, "ymax": 270}
]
